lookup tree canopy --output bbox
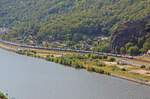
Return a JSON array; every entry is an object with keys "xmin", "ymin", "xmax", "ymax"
[{"xmin": 1, "ymin": 0, "xmax": 150, "ymax": 42}]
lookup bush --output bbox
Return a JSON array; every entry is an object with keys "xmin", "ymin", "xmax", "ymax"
[
  {"xmin": 111, "ymin": 65, "xmax": 118, "ymax": 71},
  {"xmin": 105, "ymin": 72, "xmax": 111, "ymax": 75},
  {"xmin": 141, "ymin": 65, "xmax": 146, "ymax": 68},
  {"xmin": 95, "ymin": 69, "xmax": 105, "ymax": 74},
  {"xmin": 72, "ymin": 61, "xmax": 84, "ymax": 69},
  {"xmin": 54, "ymin": 58, "xmax": 59, "ymax": 63},
  {"xmin": 51, "ymin": 55, "xmax": 54, "ymax": 57},
  {"xmin": 86, "ymin": 66, "xmax": 106, "ymax": 74},
  {"xmin": 86, "ymin": 66, "xmax": 95, "ymax": 72},
  {"xmin": 103, "ymin": 55, "xmax": 108, "ymax": 59},
  {"xmin": 127, "ymin": 46, "xmax": 139, "ymax": 56},
  {"xmin": 96, "ymin": 62, "xmax": 106, "ymax": 67},
  {"xmin": 121, "ymin": 68, "xmax": 127, "ymax": 71},
  {"xmin": 117, "ymin": 61, "xmax": 120, "ymax": 65},
  {"xmin": 95, "ymin": 68, "xmax": 105, "ymax": 74},
  {"xmin": 0, "ymin": 93, "xmax": 7, "ymax": 99},
  {"xmin": 108, "ymin": 57, "xmax": 116, "ymax": 62},
  {"xmin": 46, "ymin": 55, "xmax": 51, "ymax": 60},
  {"xmin": 88, "ymin": 54, "xmax": 108, "ymax": 60}
]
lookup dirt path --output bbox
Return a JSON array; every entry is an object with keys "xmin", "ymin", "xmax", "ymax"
[{"xmin": 133, "ymin": 58, "xmax": 150, "ymax": 64}]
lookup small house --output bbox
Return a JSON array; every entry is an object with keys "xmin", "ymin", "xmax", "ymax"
[
  {"xmin": 79, "ymin": 42, "xmax": 91, "ymax": 48},
  {"xmin": 95, "ymin": 36, "xmax": 108, "ymax": 40},
  {"xmin": 50, "ymin": 41, "xmax": 60, "ymax": 47},
  {"xmin": 147, "ymin": 50, "xmax": 150, "ymax": 55},
  {"xmin": 118, "ymin": 60, "xmax": 127, "ymax": 65}
]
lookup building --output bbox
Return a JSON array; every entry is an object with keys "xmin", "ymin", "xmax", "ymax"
[
  {"xmin": 118, "ymin": 60, "xmax": 127, "ymax": 65},
  {"xmin": 79, "ymin": 42, "xmax": 91, "ymax": 48},
  {"xmin": 50, "ymin": 41, "xmax": 60, "ymax": 47},
  {"xmin": 147, "ymin": 50, "xmax": 150, "ymax": 55},
  {"xmin": 0, "ymin": 28, "xmax": 8, "ymax": 34},
  {"xmin": 95, "ymin": 36, "xmax": 108, "ymax": 40}
]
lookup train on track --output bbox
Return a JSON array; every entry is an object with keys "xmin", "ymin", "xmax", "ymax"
[{"xmin": 0, "ymin": 40, "xmax": 133, "ymax": 59}]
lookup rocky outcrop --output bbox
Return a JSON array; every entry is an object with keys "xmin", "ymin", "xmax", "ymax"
[{"xmin": 110, "ymin": 16, "xmax": 150, "ymax": 52}]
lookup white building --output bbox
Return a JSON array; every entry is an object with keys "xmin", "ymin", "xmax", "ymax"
[
  {"xmin": 0, "ymin": 28, "xmax": 8, "ymax": 34},
  {"xmin": 147, "ymin": 50, "xmax": 150, "ymax": 55}
]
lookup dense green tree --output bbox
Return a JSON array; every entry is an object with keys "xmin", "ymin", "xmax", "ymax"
[
  {"xmin": 145, "ymin": 23, "xmax": 150, "ymax": 30},
  {"xmin": 127, "ymin": 46, "xmax": 139, "ymax": 56},
  {"xmin": 125, "ymin": 42, "xmax": 134, "ymax": 52},
  {"xmin": 142, "ymin": 38, "xmax": 150, "ymax": 53},
  {"xmin": 120, "ymin": 47, "xmax": 126, "ymax": 54},
  {"xmin": 1, "ymin": 0, "xmax": 150, "ymax": 43}
]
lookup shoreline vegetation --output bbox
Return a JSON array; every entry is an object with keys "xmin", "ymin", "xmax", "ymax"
[
  {"xmin": 0, "ymin": 41, "xmax": 150, "ymax": 86},
  {"xmin": 0, "ymin": 93, "xmax": 7, "ymax": 99}
]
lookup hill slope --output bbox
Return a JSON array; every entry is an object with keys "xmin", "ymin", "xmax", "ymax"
[
  {"xmin": 110, "ymin": 16, "xmax": 150, "ymax": 54},
  {"xmin": 0, "ymin": 0, "xmax": 150, "ymax": 46}
]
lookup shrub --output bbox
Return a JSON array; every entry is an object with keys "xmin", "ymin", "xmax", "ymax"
[
  {"xmin": 103, "ymin": 55, "xmax": 108, "ymax": 59},
  {"xmin": 96, "ymin": 62, "xmax": 106, "ymax": 67},
  {"xmin": 54, "ymin": 58, "xmax": 59, "ymax": 63},
  {"xmin": 111, "ymin": 65, "xmax": 118, "ymax": 71},
  {"xmin": 72, "ymin": 61, "xmax": 84, "ymax": 69},
  {"xmin": 51, "ymin": 55, "xmax": 54, "ymax": 57},
  {"xmin": 88, "ymin": 54, "xmax": 107, "ymax": 60},
  {"xmin": 86, "ymin": 66, "xmax": 95, "ymax": 72},
  {"xmin": 0, "ymin": 93, "xmax": 7, "ymax": 99},
  {"xmin": 108, "ymin": 57, "xmax": 116, "ymax": 62},
  {"xmin": 105, "ymin": 72, "xmax": 111, "ymax": 75},
  {"xmin": 117, "ymin": 61, "xmax": 120, "ymax": 65},
  {"xmin": 95, "ymin": 68, "xmax": 105, "ymax": 74},
  {"xmin": 127, "ymin": 46, "xmax": 139, "ymax": 56},
  {"xmin": 46, "ymin": 55, "xmax": 51, "ymax": 61},
  {"xmin": 121, "ymin": 68, "xmax": 127, "ymax": 71},
  {"xmin": 141, "ymin": 65, "xmax": 146, "ymax": 68},
  {"xmin": 86, "ymin": 66, "xmax": 106, "ymax": 74}
]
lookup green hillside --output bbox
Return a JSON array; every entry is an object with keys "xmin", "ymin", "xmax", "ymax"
[
  {"xmin": 110, "ymin": 16, "xmax": 150, "ymax": 55},
  {"xmin": 0, "ymin": 0, "xmax": 150, "ymax": 51}
]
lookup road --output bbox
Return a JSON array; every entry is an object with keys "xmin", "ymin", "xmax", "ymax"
[{"xmin": 126, "ymin": 60, "xmax": 150, "ymax": 67}]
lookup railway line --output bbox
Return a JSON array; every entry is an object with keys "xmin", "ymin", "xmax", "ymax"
[
  {"xmin": 0, "ymin": 40, "xmax": 133, "ymax": 59},
  {"xmin": 1, "ymin": 40, "xmax": 150, "ymax": 67}
]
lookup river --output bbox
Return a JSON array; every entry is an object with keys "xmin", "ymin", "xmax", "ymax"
[{"xmin": 0, "ymin": 48, "xmax": 150, "ymax": 99}]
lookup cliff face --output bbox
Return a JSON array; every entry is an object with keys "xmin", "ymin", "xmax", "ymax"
[{"xmin": 110, "ymin": 16, "xmax": 150, "ymax": 52}]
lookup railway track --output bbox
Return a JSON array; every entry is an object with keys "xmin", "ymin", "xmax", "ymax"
[
  {"xmin": 1, "ymin": 40, "xmax": 150, "ymax": 67},
  {"xmin": 0, "ymin": 40, "xmax": 133, "ymax": 59}
]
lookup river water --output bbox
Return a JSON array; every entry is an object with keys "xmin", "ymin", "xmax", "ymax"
[{"xmin": 0, "ymin": 48, "xmax": 150, "ymax": 99}]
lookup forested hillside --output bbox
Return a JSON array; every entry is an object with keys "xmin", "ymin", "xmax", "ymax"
[
  {"xmin": 110, "ymin": 16, "xmax": 150, "ymax": 55},
  {"xmin": 0, "ymin": 0, "xmax": 150, "ymax": 53}
]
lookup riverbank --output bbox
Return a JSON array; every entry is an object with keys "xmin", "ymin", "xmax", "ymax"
[
  {"xmin": 0, "ymin": 93, "xmax": 7, "ymax": 99},
  {"xmin": 0, "ymin": 41, "xmax": 150, "ymax": 86}
]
